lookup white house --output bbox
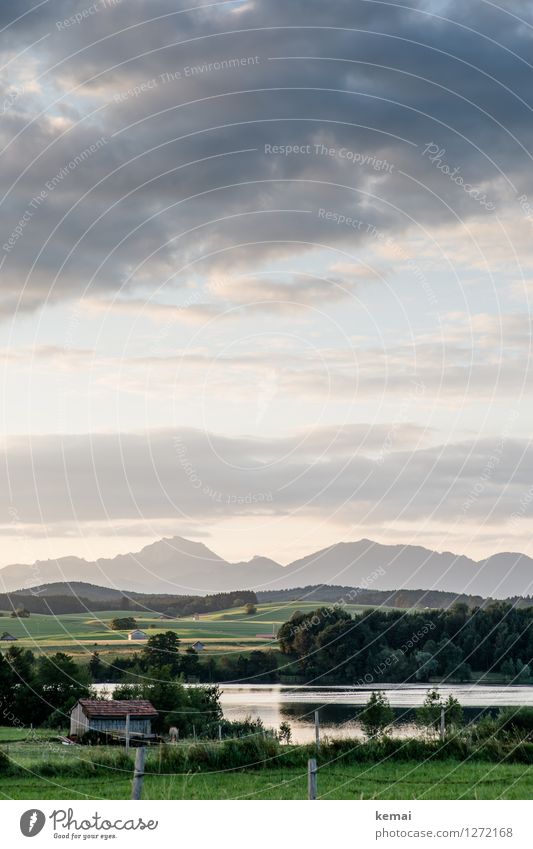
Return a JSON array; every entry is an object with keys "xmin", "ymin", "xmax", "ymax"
[
  {"xmin": 128, "ymin": 629, "xmax": 148, "ymax": 641},
  {"xmin": 191, "ymin": 640, "xmax": 205, "ymax": 652}
]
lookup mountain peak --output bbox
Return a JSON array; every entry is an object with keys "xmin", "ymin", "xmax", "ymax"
[{"xmin": 1, "ymin": 536, "xmax": 532, "ymax": 598}]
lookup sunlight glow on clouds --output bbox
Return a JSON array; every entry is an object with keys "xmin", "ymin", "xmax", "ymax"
[{"xmin": 1, "ymin": 0, "xmax": 532, "ymax": 566}]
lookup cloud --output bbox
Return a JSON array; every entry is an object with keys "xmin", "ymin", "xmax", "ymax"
[
  {"xmin": 0, "ymin": 426, "xmax": 530, "ymax": 536},
  {"xmin": 5, "ymin": 309, "xmax": 531, "ymax": 408},
  {"xmin": 1, "ymin": 1, "xmax": 533, "ymax": 318}
]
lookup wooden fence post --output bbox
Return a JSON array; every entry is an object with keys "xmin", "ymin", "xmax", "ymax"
[
  {"xmin": 131, "ymin": 746, "xmax": 146, "ymax": 800},
  {"xmin": 314, "ymin": 710, "xmax": 320, "ymax": 751},
  {"xmin": 218, "ymin": 723, "xmax": 222, "ymax": 742},
  {"xmin": 440, "ymin": 706, "xmax": 446, "ymax": 741},
  {"xmin": 125, "ymin": 713, "xmax": 130, "ymax": 753},
  {"xmin": 308, "ymin": 758, "xmax": 318, "ymax": 800}
]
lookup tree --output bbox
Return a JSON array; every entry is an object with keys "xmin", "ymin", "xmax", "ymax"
[
  {"xmin": 413, "ymin": 650, "xmax": 439, "ymax": 681},
  {"xmin": 88, "ymin": 651, "xmax": 103, "ymax": 681},
  {"xmin": 4, "ymin": 646, "xmax": 35, "ymax": 681},
  {"xmin": 244, "ymin": 603, "xmax": 257, "ymax": 615},
  {"xmin": 10, "ymin": 607, "xmax": 30, "ymax": 618},
  {"xmin": 120, "ymin": 595, "xmax": 131, "ymax": 611},
  {"xmin": 500, "ymin": 658, "xmax": 516, "ymax": 679},
  {"xmin": 443, "ymin": 695, "xmax": 464, "ymax": 728},
  {"xmin": 416, "ymin": 688, "xmax": 442, "ymax": 732},
  {"xmin": 359, "ymin": 691, "xmax": 394, "ymax": 738},
  {"xmin": 416, "ymin": 689, "xmax": 463, "ymax": 734},
  {"xmin": 180, "ymin": 647, "xmax": 199, "ymax": 679},
  {"xmin": 35, "ymin": 652, "xmax": 91, "ymax": 724},
  {"xmin": 142, "ymin": 630, "xmax": 181, "ymax": 674},
  {"xmin": 109, "ymin": 617, "xmax": 137, "ymax": 631},
  {"xmin": 278, "ymin": 720, "xmax": 292, "ymax": 743},
  {"xmin": 516, "ymin": 659, "xmax": 531, "ymax": 682},
  {"xmin": 0, "ymin": 652, "xmax": 16, "ymax": 718},
  {"xmin": 113, "ymin": 675, "xmax": 222, "ymax": 737}
]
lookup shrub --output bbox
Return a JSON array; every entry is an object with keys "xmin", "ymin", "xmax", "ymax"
[
  {"xmin": 416, "ymin": 690, "xmax": 463, "ymax": 733},
  {"xmin": 0, "ymin": 750, "xmax": 12, "ymax": 775},
  {"xmin": 496, "ymin": 707, "xmax": 533, "ymax": 739},
  {"xmin": 359, "ymin": 691, "xmax": 394, "ymax": 738},
  {"xmin": 110, "ymin": 617, "xmax": 138, "ymax": 631}
]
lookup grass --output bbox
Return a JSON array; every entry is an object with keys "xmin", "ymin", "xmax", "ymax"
[
  {"xmin": 0, "ymin": 600, "xmax": 383, "ymax": 656},
  {"xmin": 0, "ymin": 727, "xmax": 53, "ymax": 743},
  {"xmin": 1, "ymin": 761, "xmax": 531, "ymax": 800},
  {"xmin": 2, "ymin": 730, "xmax": 533, "ymax": 800}
]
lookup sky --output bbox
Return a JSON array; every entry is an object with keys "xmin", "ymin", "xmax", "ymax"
[{"xmin": 0, "ymin": 0, "xmax": 532, "ymax": 569}]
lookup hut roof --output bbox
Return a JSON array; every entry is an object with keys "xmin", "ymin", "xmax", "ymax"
[{"xmin": 77, "ymin": 699, "xmax": 158, "ymax": 718}]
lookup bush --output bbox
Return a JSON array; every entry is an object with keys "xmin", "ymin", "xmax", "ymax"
[
  {"xmin": 496, "ymin": 707, "xmax": 533, "ymax": 739},
  {"xmin": 416, "ymin": 690, "xmax": 463, "ymax": 733},
  {"xmin": 359, "ymin": 691, "xmax": 394, "ymax": 738},
  {"xmin": 158, "ymin": 735, "xmax": 280, "ymax": 772},
  {"xmin": 78, "ymin": 730, "xmax": 114, "ymax": 746},
  {"xmin": 0, "ymin": 750, "xmax": 12, "ymax": 775},
  {"xmin": 10, "ymin": 607, "xmax": 30, "ymax": 618},
  {"xmin": 278, "ymin": 720, "xmax": 292, "ymax": 744},
  {"xmin": 110, "ymin": 617, "xmax": 138, "ymax": 631}
]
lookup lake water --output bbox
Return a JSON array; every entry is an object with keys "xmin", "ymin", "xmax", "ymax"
[{"xmin": 96, "ymin": 682, "xmax": 533, "ymax": 744}]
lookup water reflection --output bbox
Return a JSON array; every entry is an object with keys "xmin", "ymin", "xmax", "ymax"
[
  {"xmin": 94, "ymin": 682, "xmax": 533, "ymax": 746},
  {"xmin": 218, "ymin": 683, "xmax": 533, "ymax": 744}
]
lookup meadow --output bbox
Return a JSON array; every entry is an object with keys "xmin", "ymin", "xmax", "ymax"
[
  {"xmin": 0, "ymin": 600, "xmax": 380, "ymax": 657},
  {"xmin": 2, "ymin": 723, "xmax": 533, "ymax": 800},
  {"xmin": 0, "ymin": 751, "xmax": 531, "ymax": 800}
]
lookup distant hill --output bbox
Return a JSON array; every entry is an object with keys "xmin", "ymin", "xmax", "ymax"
[
  {"xmin": 0, "ymin": 585, "xmax": 256, "ymax": 616},
  {"xmin": 1, "ymin": 535, "xmax": 533, "ymax": 598},
  {"xmin": 257, "ymin": 585, "xmax": 500, "ymax": 610},
  {"xmin": 20, "ymin": 582, "xmax": 125, "ymax": 602}
]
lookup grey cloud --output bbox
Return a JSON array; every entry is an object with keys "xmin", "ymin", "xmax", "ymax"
[
  {"xmin": 2, "ymin": 1, "xmax": 533, "ymax": 316},
  {"xmin": 0, "ymin": 427, "xmax": 531, "ymax": 531}
]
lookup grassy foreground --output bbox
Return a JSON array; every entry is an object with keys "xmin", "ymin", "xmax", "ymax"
[
  {"xmin": 2, "ymin": 731, "xmax": 533, "ymax": 799},
  {"xmin": 1, "ymin": 761, "xmax": 531, "ymax": 800}
]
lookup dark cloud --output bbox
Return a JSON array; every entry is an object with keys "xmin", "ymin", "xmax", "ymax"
[{"xmin": 2, "ymin": 0, "xmax": 533, "ymax": 316}]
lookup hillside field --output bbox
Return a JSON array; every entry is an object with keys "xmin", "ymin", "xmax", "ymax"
[{"xmin": 0, "ymin": 600, "xmax": 386, "ymax": 657}]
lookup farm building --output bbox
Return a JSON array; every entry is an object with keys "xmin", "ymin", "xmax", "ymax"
[
  {"xmin": 128, "ymin": 629, "xmax": 148, "ymax": 640},
  {"xmin": 0, "ymin": 632, "xmax": 18, "ymax": 641},
  {"xmin": 69, "ymin": 699, "xmax": 158, "ymax": 738},
  {"xmin": 191, "ymin": 640, "xmax": 205, "ymax": 651}
]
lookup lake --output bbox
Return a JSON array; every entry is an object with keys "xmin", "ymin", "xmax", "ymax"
[{"xmin": 96, "ymin": 682, "xmax": 533, "ymax": 744}]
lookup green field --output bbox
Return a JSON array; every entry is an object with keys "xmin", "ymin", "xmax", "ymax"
[
  {"xmin": 0, "ymin": 600, "xmax": 380, "ymax": 656},
  {"xmin": 2, "ymin": 729, "xmax": 531, "ymax": 800},
  {"xmin": 0, "ymin": 760, "xmax": 530, "ymax": 800}
]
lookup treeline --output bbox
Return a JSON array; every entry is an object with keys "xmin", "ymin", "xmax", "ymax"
[
  {"xmin": 127, "ymin": 590, "xmax": 257, "ymax": 617},
  {"xmin": 0, "ymin": 630, "xmax": 279, "ymax": 732},
  {"xmin": 0, "ymin": 631, "xmax": 236, "ymax": 732},
  {"xmin": 0, "ymin": 646, "xmax": 91, "ymax": 727},
  {"xmin": 258, "ymin": 584, "xmax": 522, "ymax": 609},
  {"xmin": 98, "ymin": 642, "xmax": 279, "ymax": 685},
  {"xmin": 0, "ymin": 588, "xmax": 257, "ymax": 616},
  {"xmin": 278, "ymin": 601, "xmax": 533, "ymax": 683}
]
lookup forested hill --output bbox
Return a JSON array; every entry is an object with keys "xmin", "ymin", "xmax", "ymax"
[
  {"xmin": 0, "ymin": 586, "xmax": 256, "ymax": 616},
  {"xmin": 278, "ymin": 602, "xmax": 533, "ymax": 683},
  {"xmin": 257, "ymin": 585, "xmax": 533, "ymax": 610}
]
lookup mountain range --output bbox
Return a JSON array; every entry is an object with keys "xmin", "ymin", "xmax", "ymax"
[{"xmin": 1, "ymin": 536, "xmax": 532, "ymax": 599}]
